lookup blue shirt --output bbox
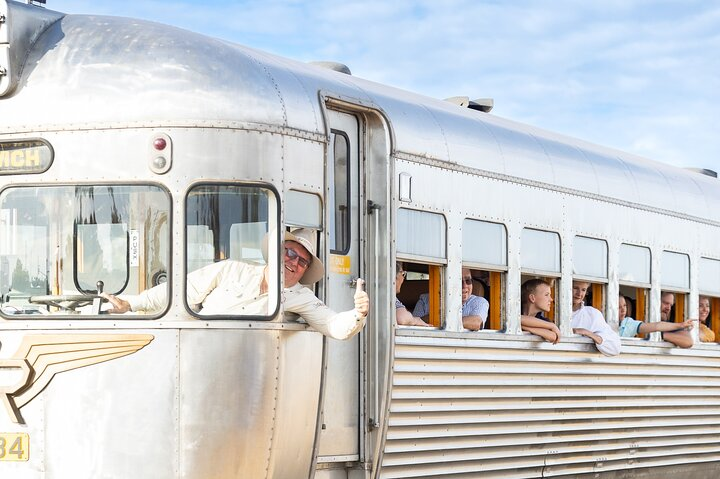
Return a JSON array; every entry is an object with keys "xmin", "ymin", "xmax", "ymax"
[
  {"xmin": 619, "ymin": 317, "xmax": 642, "ymax": 337},
  {"xmin": 395, "ymin": 297, "xmax": 405, "ymax": 309},
  {"xmin": 412, "ymin": 293, "xmax": 489, "ymax": 328}
]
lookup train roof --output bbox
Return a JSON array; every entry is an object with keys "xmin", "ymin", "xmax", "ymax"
[{"xmin": 2, "ymin": 1, "xmax": 719, "ymax": 223}]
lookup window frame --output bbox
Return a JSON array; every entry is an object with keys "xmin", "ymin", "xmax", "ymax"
[
  {"xmin": 328, "ymin": 129, "xmax": 351, "ymax": 255},
  {"xmin": 0, "ymin": 182, "xmax": 172, "ymax": 319},
  {"xmin": 184, "ymin": 181, "xmax": 281, "ymax": 320}
]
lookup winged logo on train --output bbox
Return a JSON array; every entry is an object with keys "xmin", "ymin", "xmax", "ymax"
[{"xmin": 0, "ymin": 334, "xmax": 154, "ymax": 424}]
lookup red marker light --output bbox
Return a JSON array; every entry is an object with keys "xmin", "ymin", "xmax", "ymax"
[{"xmin": 153, "ymin": 137, "xmax": 167, "ymax": 151}]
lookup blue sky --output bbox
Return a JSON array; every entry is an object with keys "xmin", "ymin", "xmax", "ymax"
[{"xmin": 48, "ymin": 0, "xmax": 720, "ymax": 174}]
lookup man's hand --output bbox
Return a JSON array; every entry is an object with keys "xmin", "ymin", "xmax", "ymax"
[
  {"xmin": 354, "ymin": 279, "xmax": 369, "ymax": 317},
  {"xmin": 678, "ymin": 319, "xmax": 696, "ymax": 331},
  {"xmin": 100, "ymin": 293, "xmax": 131, "ymax": 313}
]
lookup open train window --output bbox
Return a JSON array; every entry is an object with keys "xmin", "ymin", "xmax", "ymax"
[
  {"xmin": 463, "ymin": 219, "xmax": 507, "ymax": 330},
  {"xmin": 396, "ymin": 262, "xmax": 442, "ymax": 328},
  {"xmin": 699, "ymin": 257, "xmax": 720, "ymax": 342},
  {"xmin": 185, "ymin": 183, "xmax": 279, "ymax": 318},
  {"xmin": 0, "ymin": 185, "xmax": 170, "ymax": 317},
  {"xmin": 619, "ymin": 244, "xmax": 651, "ymax": 339},
  {"xmin": 618, "ymin": 243, "xmax": 651, "ymax": 338},
  {"xmin": 396, "ymin": 208, "xmax": 446, "ymax": 327},
  {"xmin": 521, "ymin": 228, "xmax": 561, "ymax": 321},
  {"xmin": 661, "ymin": 250, "xmax": 689, "ymax": 324},
  {"xmin": 573, "ymin": 236, "xmax": 608, "ymax": 318}
]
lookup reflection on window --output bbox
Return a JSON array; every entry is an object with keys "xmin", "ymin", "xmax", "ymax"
[
  {"xmin": 185, "ymin": 184, "xmax": 277, "ymax": 318},
  {"xmin": 75, "ymin": 223, "xmax": 128, "ymax": 293},
  {"xmin": 0, "ymin": 185, "xmax": 169, "ymax": 317},
  {"xmin": 186, "ymin": 185, "xmax": 271, "ymax": 270},
  {"xmin": 328, "ymin": 131, "xmax": 350, "ymax": 254}
]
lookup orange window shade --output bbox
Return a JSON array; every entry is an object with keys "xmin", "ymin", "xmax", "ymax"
[
  {"xmin": 428, "ymin": 265, "xmax": 442, "ymax": 327},
  {"xmin": 591, "ymin": 283, "xmax": 603, "ymax": 310},
  {"xmin": 711, "ymin": 297, "xmax": 720, "ymax": 342},
  {"xmin": 635, "ymin": 288, "xmax": 646, "ymax": 322},
  {"xmin": 634, "ymin": 288, "xmax": 647, "ymax": 338},
  {"xmin": 488, "ymin": 271, "xmax": 502, "ymax": 330},
  {"xmin": 674, "ymin": 294, "xmax": 685, "ymax": 323},
  {"xmin": 546, "ymin": 280, "xmax": 556, "ymax": 322}
]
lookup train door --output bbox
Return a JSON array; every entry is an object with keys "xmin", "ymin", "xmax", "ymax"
[{"xmin": 317, "ymin": 109, "xmax": 364, "ymax": 465}]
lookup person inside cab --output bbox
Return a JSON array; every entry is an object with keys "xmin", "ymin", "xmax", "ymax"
[{"xmin": 102, "ymin": 228, "xmax": 370, "ymax": 340}]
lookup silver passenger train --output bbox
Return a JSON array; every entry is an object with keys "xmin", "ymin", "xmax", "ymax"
[{"xmin": 2, "ymin": 1, "xmax": 720, "ymax": 478}]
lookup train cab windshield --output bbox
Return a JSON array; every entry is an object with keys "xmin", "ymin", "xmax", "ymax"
[{"xmin": 0, "ymin": 184, "xmax": 170, "ymax": 317}]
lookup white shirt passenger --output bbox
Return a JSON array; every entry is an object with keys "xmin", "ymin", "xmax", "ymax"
[
  {"xmin": 124, "ymin": 260, "xmax": 365, "ymax": 340},
  {"xmin": 571, "ymin": 304, "xmax": 621, "ymax": 356}
]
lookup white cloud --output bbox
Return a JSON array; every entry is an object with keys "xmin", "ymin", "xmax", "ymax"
[{"xmin": 47, "ymin": 0, "xmax": 720, "ymax": 171}]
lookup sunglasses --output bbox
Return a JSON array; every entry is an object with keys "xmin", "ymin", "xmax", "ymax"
[{"xmin": 285, "ymin": 247, "xmax": 311, "ymax": 269}]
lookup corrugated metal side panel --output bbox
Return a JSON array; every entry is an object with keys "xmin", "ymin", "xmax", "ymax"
[{"xmin": 380, "ymin": 335, "xmax": 720, "ymax": 478}]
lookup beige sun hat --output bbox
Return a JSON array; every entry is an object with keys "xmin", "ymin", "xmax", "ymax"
[{"xmin": 284, "ymin": 228, "xmax": 324, "ymax": 285}]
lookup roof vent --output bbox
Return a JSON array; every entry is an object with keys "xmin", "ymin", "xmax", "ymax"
[
  {"xmin": 685, "ymin": 168, "xmax": 718, "ymax": 178},
  {"xmin": 445, "ymin": 96, "xmax": 493, "ymax": 113},
  {"xmin": 309, "ymin": 61, "xmax": 352, "ymax": 75}
]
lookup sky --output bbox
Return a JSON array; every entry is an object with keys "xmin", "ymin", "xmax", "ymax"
[{"xmin": 46, "ymin": 0, "xmax": 720, "ymax": 173}]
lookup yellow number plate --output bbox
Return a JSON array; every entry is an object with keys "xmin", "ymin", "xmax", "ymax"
[{"xmin": 0, "ymin": 433, "xmax": 29, "ymax": 461}]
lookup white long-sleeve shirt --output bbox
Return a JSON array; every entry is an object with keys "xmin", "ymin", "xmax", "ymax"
[
  {"xmin": 571, "ymin": 305, "xmax": 621, "ymax": 356},
  {"xmin": 124, "ymin": 260, "xmax": 365, "ymax": 340}
]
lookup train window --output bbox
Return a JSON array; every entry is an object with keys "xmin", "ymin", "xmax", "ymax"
[
  {"xmin": 397, "ymin": 262, "xmax": 443, "ymax": 327},
  {"xmin": 397, "ymin": 209, "xmax": 446, "ymax": 327},
  {"xmin": 75, "ymin": 223, "xmax": 128, "ymax": 294},
  {"xmin": 286, "ymin": 190, "xmax": 322, "ymax": 228},
  {"xmin": 397, "ymin": 209, "xmax": 446, "ymax": 259},
  {"xmin": 521, "ymin": 229, "xmax": 561, "ymax": 321},
  {"xmin": 699, "ymin": 257, "xmax": 720, "ymax": 296},
  {"xmin": 0, "ymin": 185, "xmax": 170, "ymax": 317},
  {"xmin": 660, "ymin": 251, "xmax": 690, "ymax": 331},
  {"xmin": 618, "ymin": 244, "xmax": 651, "ymax": 337},
  {"xmin": 520, "ymin": 274, "xmax": 558, "ymax": 322},
  {"xmin": 619, "ymin": 244, "xmax": 651, "ymax": 284},
  {"xmin": 572, "ymin": 236, "xmax": 608, "ymax": 318},
  {"xmin": 462, "ymin": 219, "xmax": 507, "ymax": 267},
  {"xmin": 185, "ymin": 184, "xmax": 278, "ymax": 318},
  {"xmin": 463, "ymin": 219, "xmax": 507, "ymax": 330},
  {"xmin": 661, "ymin": 251, "xmax": 690, "ymax": 291},
  {"xmin": 573, "ymin": 236, "xmax": 607, "ymax": 280},
  {"xmin": 520, "ymin": 228, "xmax": 560, "ymax": 275},
  {"xmin": 619, "ymin": 286, "xmax": 649, "ymax": 339},
  {"xmin": 699, "ymin": 258, "xmax": 720, "ymax": 341},
  {"xmin": 328, "ymin": 130, "xmax": 350, "ymax": 254}
]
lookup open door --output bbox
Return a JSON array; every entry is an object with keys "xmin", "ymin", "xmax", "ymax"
[{"xmin": 317, "ymin": 108, "xmax": 364, "ymax": 464}]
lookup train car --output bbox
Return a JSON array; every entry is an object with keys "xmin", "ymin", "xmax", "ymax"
[{"xmin": 2, "ymin": 1, "xmax": 720, "ymax": 478}]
